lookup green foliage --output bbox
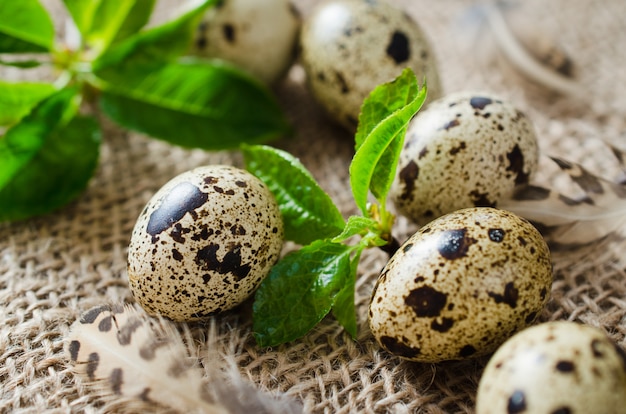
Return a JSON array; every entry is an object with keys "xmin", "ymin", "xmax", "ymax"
[
  {"xmin": 242, "ymin": 144, "xmax": 345, "ymax": 245},
  {"xmin": 0, "ymin": 0, "xmax": 290, "ymax": 222},
  {"xmin": 246, "ymin": 69, "xmax": 426, "ymax": 347},
  {"xmin": 0, "ymin": 0, "xmax": 54, "ymax": 53}
]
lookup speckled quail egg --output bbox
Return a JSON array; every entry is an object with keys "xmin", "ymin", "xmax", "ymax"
[
  {"xmin": 190, "ymin": 0, "xmax": 300, "ymax": 84},
  {"xmin": 476, "ymin": 321, "xmax": 626, "ymax": 414},
  {"xmin": 127, "ymin": 165, "xmax": 284, "ymax": 322},
  {"xmin": 389, "ymin": 92, "xmax": 539, "ymax": 226},
  {"xmin": 368, "ymin": 207, "xmax": 552, "ymax": 363},
  {"xmin": 299, "ymin": 0, "xmax": 441, "ymax": 131}
]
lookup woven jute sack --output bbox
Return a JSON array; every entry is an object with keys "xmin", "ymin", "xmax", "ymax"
[{"xmin": 1, "ymin": 0, "xmax": 625, "ymax": 412}]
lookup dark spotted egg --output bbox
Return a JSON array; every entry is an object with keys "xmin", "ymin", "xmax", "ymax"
[
  {"xmin": 127, "ymin": 165, "xmax": 284, "ymax": 322},
  {"xmin": 390, "ymin": 92, "xmax": 539, "ymax": 226},
  {"xmin": 476, "ymin": 321, "xmax": 626, "ymax": 414},
  {"xmin": 299, "ymin": 0, "xmax": 441, "ymax": 131},
  {"xmin": 368, "ymin": 207, "xmax": 552, "ymax": 363},
  {"xmin": 191, "ymin": 0, "xmax": 300, "ymax": 84}
]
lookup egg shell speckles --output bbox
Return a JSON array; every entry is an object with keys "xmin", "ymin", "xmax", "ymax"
[
  {"xmin": 476, "ymin": 322, "xmax": 626, "ymax": 414},
  {"xmin": 389, "ymin": 92, "xmax": 539, "ymax": 226},
  {"xmin": 192, "ymin": 0, "xmax": 300, "ymax": 84},
  {"xmin": 368, "ymin": 207, "xmax": 553, "ymax": 363},
  {"xmin": 299, "ymin": 0, "xmax": 441, "ymax": 131},
  {"xmin": 127, "ymin": 165, "xmax": 284, "ymax": 322}
]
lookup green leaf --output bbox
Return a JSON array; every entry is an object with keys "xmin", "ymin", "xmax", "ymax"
[
  {"xmin": 0, "ymin": 80, "xmax": 56, "ymax": 126},
  {"xmin": 0, "ymin": 58, "xmax": 44, "ymax": 69},
  {"xmin": 331, "ymin": 247, "xmax": 363, "ymax": 339},
  {"xmin": 253, "ymin": 240, "xmax": 354, "ymax": 347},
  {"xmin": 349, "ymin": 68, "xmax": 427, "ymax": 215},
  {"xmin": 0, "ymin": 88, "xmax": 101, "ymax": 222},
  {"xmin": 332, "ymin": 216, "xmax": 378, "ymax": 243},
  {"xmin": 63, "ymin": 0, "xmax": 156, "ymax": 53},
  {"xmin": 243, "ymin": 145, "xmax": 345, "ymax": 245},
  {"xmin": 97, "ymin": 58, "xmax": 290, "ymax": 149},
  {"xmin": 93, "ymin": 0, "xmax": 217, "ymax": 70},
  {"xmin": 0, "ymin": 0, "xmax": 54, "ymax": 53}
]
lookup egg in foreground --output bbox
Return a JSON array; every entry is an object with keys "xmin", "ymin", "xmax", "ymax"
[
  {"xmin": 476, "ymin": 321, "xmax": 626, "ymax": 414},
  {"xmin": 127, "ymin": 165, "xmax": 284, "ymax": 321},
  {"xmin": 369, "ymin": 207, "xmax": 552, "ymax": 362}
]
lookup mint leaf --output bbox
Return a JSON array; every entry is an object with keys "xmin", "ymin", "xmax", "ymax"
[
  {"xmin": 63, "ymin": 0, "xmax": 156, "ymax": 53},
  {"xmin": 253, "ymin": 240, "xmax": 354, "ymax": 347},
  {"xmin": 331, "ymin": 247, "xmax": 363, "ymax": 339},
  {"xmin": 0, "ymin": 88, "xmax": 101, "ymax": 222},
  {"xmin": 93, "ymin": 0, "xmax": 216, "ymax": 70},
  {"xmin": 349, "ymin": 68, "xmax": 427, "ymax": 214},
  {"xmin": 97, "ymin": 58, "xmax": 290, "ymax": 149},
  {"xmin": 0, "ymin": 81, "xmax": 55, "ymax": 126},
  {"xmin": 0, "ymin": 0, "xmax": 54, "ymax": 53},
  {"xmin": 242, "ymin": 145, "xmax": 345, "ymax": 245}
]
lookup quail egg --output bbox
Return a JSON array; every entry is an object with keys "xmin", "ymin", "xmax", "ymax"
[
  {"xmin": 127, "ymin": 165, "xmax": 284, "ymax": 321},
  {"xmin": 476, "ymin": 321, "xmax": 626, "ymax": 414},
  {"xmin": 191, "ymin": 0, "xmax": 300, "ymax": 84},
  {"xmin": 389, "ymin": 92, "xmax": 539, "ymax": 226},
  {"xmin": 368, "ymin": 207, "xmax": 553, "ymax": 363},
  {"xmin": 299, "ymin": 0, "xmax": 441, "ymax": 131}
]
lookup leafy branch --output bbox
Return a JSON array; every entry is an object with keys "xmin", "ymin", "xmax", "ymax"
[
  {"xmin": 0, "ymin": 0, "xmax": 290, "ymax": 222},
  {"xmin": 243, "ymin": 68, "xmax": 427, "ymax": 347}
]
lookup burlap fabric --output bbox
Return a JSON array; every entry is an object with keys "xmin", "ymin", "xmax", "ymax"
[{"xmin": 1, "ymin": 0, "xmax": 625, "ymax": 412}]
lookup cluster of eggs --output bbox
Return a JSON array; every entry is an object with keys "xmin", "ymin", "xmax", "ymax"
[{"xmin": 124, "ymin": 1, "xmax": 626, "ymax": 412}]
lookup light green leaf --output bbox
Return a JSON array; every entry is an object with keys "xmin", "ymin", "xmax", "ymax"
[
  {"xmin": 0, "ymin": 0, "xmax": 54, "ymax": 53},
  {"xmin": 93, "ymin": 0, "xmax": 217, "ymax": 70},
  {"xmin": 243, "ymin": 145, "xmax": 345, "ymax": 245},
  {"xmin": 97, "ymin": 58, "xmax": 290, "ymax": 149},
  {"xmin": 0, "ymin": 80, "xmax": 56, "ymax": 126},
  {"xmin": 331, "ymin": 215, "xmax": 379, "ymax": 243},
  {"xmin": 0, "ymin": 87, "xmax": 100, "ymax": 222},
  {"xmin": 349, "ymin": 69, "xmax": 427, "ymax": 215},
  {"xmin": 63, "ymin": 0, "xmax": 156, "ymax": 53},
  {"xmin": 253, "ymin": 240, "xmax": 353, "ymax": 347}
]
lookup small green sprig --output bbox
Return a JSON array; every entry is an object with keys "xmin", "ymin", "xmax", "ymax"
[
  {"xmin": 243, "ymin": 68, "xmax": 427, "ymax": 347},
  {"xmin": 0, "ymin": 0, "xmax": 290, "ymax": 222}
]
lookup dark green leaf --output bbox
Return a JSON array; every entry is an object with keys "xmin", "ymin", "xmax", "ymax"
[
  {"xmin": 63, "ymin": 0, "xmax": 156, "ymax": 53},
  {"xmin": 93, "ymin": 0, "xmax": 217, "ymax": 70},
  {"xmin": 331, "ymin": 247, "xmax": 363, "ymax": 339},
  {"xmin": 0, "ymin": 58, "xmax": 44, "ymax": 68},
  {"xmin": 97, "ymin": 58, "xmax": 290, "ymax": 149},
  {"xmin": 253, "ymin": 240, "xmax": 353, "ymax": 347},
  {"xmin": 243, "ymin": 145, "xmax": 345, "ymax": 245},
  {"xmin": 350, "ymin": 69, "xmax": 427, "ymax": 214},
  {"xmin": 0, "ymin": 88, "xmax": 101, "ymax": 222},
  {"xmin": 0, "ymin": 80, "xmax": 55, "ymax": 126},
  {"xmin": 0, "ymin": 0, "xmax": 54, "ymax": 53}
]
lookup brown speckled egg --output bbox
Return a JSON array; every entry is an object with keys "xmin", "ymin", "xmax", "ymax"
[
  {"xmin": 127, "ymin": 165, "xmax": 284, "ymax": 321},
  {"xmin": 390, "ymin": 92, "xmax": 539, "ymax": 226},
  {"xmin": 191, "ymin": 0, "xmax": 300, "ymax": 84},
  {"xmin": 476, "ymin": 321, "xmax": 626, "ymax": 414},
  {"xmin": 299, "ymin": 0, "xmax": 441, "ymax": 131},
  {"xmin": 368, "ymin": 207, "xmax": 552, "ymax": 362}
]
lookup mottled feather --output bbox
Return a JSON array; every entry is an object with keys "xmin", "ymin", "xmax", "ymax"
[
  {"xmin": 500, "ymin": 146, "xmax": 626, "ymax": 250},
  {"xmin": 66, "ymin": 303, "xmax": 303, "ymax": 413}
]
